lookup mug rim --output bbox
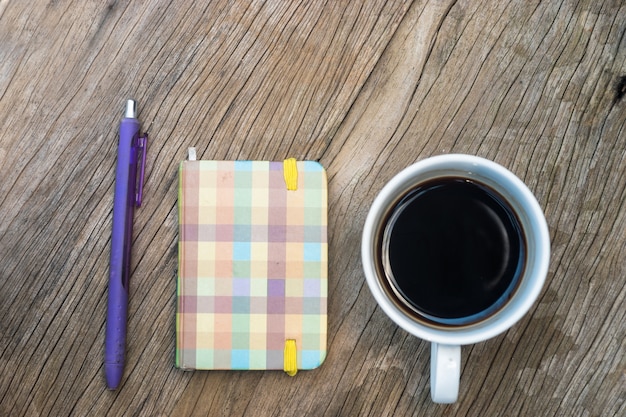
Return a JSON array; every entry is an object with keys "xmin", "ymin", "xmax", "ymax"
[{"xmin": 361, "ymin": 154, "xmax": 550, "ymax": 345}]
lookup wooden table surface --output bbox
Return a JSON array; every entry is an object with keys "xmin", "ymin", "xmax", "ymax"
[{"xmin": 1, "ymin": 1, "xmax": 625, "ymax": 416}]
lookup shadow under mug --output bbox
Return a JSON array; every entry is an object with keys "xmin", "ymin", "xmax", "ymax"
[{"xmin": 361, "ymin": 154, "xmax": 550, "ymax": 403}]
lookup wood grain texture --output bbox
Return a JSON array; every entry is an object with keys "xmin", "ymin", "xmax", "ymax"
[{"xmin": 0, "ymin": 0, "xmax": 624, "ymax": 416}]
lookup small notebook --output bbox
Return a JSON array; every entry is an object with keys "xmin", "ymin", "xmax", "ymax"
[{"xmin": 176, "ymin": 153, "xmax": 328, "ymax": 374}]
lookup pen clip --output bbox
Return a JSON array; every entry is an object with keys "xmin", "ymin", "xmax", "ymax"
[{"xmin": 135, "ymin": 133, "xmax": 148, "ymax": 207}]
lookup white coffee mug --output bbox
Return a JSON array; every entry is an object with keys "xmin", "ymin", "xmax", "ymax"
[{"xmin": 361, "ymin": 154, "xmax": 550, "ymax": 403}]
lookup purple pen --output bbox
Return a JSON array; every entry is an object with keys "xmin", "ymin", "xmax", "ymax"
[{"xmin": 105, "ymin": 99, "xmax": 147, "ymax": 390}]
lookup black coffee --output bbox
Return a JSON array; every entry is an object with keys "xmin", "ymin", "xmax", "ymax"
[{"xmin": 381, "ymin": 177, "xmax": 525, "ymax": 326}]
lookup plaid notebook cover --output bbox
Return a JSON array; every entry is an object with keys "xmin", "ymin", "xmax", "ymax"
[{"xmin": 177, "ymin": 160, "xmax": 328, "ymax": 370}]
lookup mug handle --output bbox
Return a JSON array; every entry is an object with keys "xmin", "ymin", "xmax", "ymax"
[{"xmin": 430, "ymin": 342, "xmax": 461, "ymax": 403}]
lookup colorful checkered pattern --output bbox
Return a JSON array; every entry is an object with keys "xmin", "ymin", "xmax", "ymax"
[{"xmin": 177, "ymin": 160, "xmax": 328, "ymax": 371}]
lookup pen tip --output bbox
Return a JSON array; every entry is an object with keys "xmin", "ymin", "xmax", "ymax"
[
  {"xmin": 125, "ymin": 99, "xmax": 137, "ymax": 119},
  {"xmin": 105, "ymin": 362, "xmax": 124, "ymax": 390}
]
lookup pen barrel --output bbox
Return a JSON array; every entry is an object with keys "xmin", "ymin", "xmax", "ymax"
[
  {"xmin": 105, "ymin": 116, "xmax": 140, "ymax": 387},
  {"xmin": 105, "ymin": 289, "xmax": 128, "ymax": 362}
]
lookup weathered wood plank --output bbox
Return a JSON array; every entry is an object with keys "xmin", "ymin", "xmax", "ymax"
[{"xmin": 0, "ymin": 0, "xmax": 624, "ymax": 416}]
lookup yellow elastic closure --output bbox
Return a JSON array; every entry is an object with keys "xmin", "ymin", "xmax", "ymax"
[
  {"xmin": 283, "ymin": 339, "xmax": 298, "ymax": 376},
  {"xmin": 283, "ymin": 158, "xmax": 298, "ymax": 191}
]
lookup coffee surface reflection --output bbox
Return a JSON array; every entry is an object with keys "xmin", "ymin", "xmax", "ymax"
[{"xmin": 381, "ymin": 177, "xmax": 526, "ymax": 326}]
